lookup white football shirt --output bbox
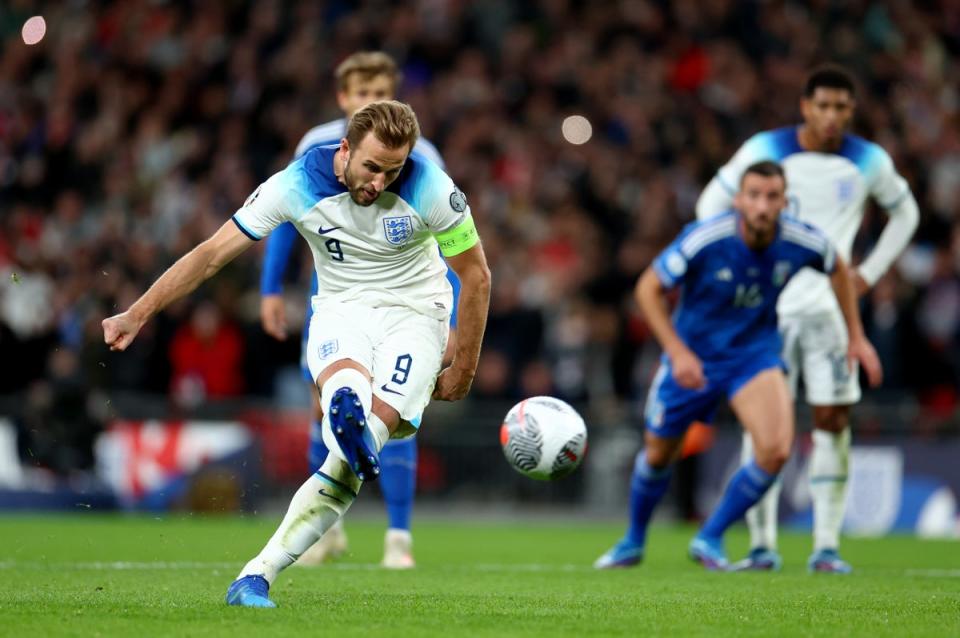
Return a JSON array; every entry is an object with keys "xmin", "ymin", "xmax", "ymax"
[{"xmin": 233, "ymin": 146, "xmax": 475, "ymax": 320}]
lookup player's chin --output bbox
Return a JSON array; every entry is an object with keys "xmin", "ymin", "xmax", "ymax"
[{"xmin": 351, "ymin": 189, "xmax": 379, "ymax": 206}]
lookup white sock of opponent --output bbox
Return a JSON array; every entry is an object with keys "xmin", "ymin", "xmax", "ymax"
[
  {"xmin": 810, "ymin": 427, "xmax": 850, "ymax": 551},
  {"xmin": 741, "ymin": 432, "xmax": 781, "ymax": 551}
]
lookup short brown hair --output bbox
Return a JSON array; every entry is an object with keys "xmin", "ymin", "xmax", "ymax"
[
  {"xmin": 346, "ymin": 100, "xmax": 420, "ymax": 153},
  {"xmin": 335, "ymin": 51, "xmax": 401, "ymax": 92},
  {"xmin": 741, "ymin": 160, "xmax": 786, "ymax": 187}
]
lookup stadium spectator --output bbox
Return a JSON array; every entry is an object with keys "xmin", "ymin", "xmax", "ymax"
[{"xmin": 0, "ymin": 1, "xmax": 957, "ymax": 431}]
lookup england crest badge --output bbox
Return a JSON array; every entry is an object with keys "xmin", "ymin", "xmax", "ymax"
[{"xmin": 383, "ymin": 215, "xmax": 413, "ymax": 246}]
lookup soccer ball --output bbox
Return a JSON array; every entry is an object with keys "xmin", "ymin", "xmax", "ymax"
[{"xmin": 500, "ymin": 396, "xmax": 588, "ymax": 480}]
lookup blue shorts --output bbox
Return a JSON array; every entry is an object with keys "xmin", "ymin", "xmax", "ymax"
[{"xmin": 644, "ymin": 352, "xmax": 785, "ymax": 439}]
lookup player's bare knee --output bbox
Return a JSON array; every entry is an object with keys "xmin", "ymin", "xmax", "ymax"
[
  {"xmin": 315, "ymin": 359, "xmax": 371, "ymax": 388},
  {"xmin": 753, "ymin": 438, "xmax": 791, "ymax": 473},
  {"xmin": 642, "ymin": 433, "xmax": 679, "ymax": 469}
]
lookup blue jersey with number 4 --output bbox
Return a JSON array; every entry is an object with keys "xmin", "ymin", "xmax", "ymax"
[{"xmin": 652, "ymin": 211, "xmax": 836, "ymax": 364}]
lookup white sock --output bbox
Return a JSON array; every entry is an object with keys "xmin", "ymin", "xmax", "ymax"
[
  {"xmin": 741, "ymin": 432, "xmax": 781, "ymax": 551},
  {"xmin": 238, "ymin": 454, "xmax": 361, "ymax": 584},
  {"xmin": 810, "ymin": 427, "xmax": 850, "ymax": 551},
  {"xmin": 321, "ymin": 367, "xmax": 372, "ymax": 416},
  {"xmin": 320, "ymin": 407, "xmax": 390, "ymax": 464},
  {"xmin": 319, "ymin": 368, "xmax": 374, "ymax": 463}
]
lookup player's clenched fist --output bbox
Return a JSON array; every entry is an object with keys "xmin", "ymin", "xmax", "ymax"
[
  {"xmin": 432, "ymin": 366, "xmax": 474, "ymax": 401},
  {"xmin": 260, "ymin": 294, "xmax": 288, "ymax": 341},
  {"xmin": 669, "ymin": 345, "xmax": 706, "ymax": 391},
  {"xmin": 102, "ymin": 312, "xmax": 143, "ymax": 352}
]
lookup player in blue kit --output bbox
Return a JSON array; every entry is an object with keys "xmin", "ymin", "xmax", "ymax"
[
  {"xmin": 595, "ymin": 161, "xmax": 882, "ymax": 570},
  {"xmin": 697, "ymin": 66, "xmax": 919, "ymax": 573},
  {"xmin": 259, "ymin": 52, "xmax": 453, "ymax": 568}
]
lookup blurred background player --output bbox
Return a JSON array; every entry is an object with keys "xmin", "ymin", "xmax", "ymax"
[
  {"xmin": 595, "ymin": 161, "xmax": 882, "ymax": 571},
  {"xmin": 259, "ymin": 51, "xmax": 457, "ymax": 568},
  {"xmin": 696, "ymin": 65, "xmax": 920, "ymax": 573},
  {"xmin": 104, "ymin": 101, "xmax": 491, "ymax": 607}
]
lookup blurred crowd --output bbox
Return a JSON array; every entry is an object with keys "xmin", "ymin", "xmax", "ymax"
[{"xmin": 2, "ymin": 0, "xmax": 959, "ymax": 459}]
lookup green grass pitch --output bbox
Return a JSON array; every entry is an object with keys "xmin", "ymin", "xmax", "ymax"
[{"xmin": 1, "ymin": 514, "xmax": 957, "ymax": 637}]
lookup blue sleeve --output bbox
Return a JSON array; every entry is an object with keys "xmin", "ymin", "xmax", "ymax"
[
  {"xmin": 651, "ymin": 234, "xmax": 690, "ymax": 290},
  {"xmin": 260, "ymin": 222, "xmax": 299, "ymax": 295},
  {"xmin": 446, "ymin": 265, "xmax": 461, "ymax": 328}
]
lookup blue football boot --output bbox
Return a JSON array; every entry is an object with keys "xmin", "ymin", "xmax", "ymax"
[
  {"xmin": 328, "ymin": 387, "xmax": 380, "ymax": 481},
  {"xmin": 730, "ymin": 547, "xmax": 783, "ymax": 572},
  {"xmin": 808, "ymin": 548, "xmax": 853, "ymax": 574},
  {"xmin": 688, "ymin": 535, "xmax": 730, "ymax": 571},
  {"xmin": 594, "ymin": 538, "xmax": 644, "ymax": 569},
  {"xmin": 225, "ymin": 575, "xmax": 276, "ymax": 608}
]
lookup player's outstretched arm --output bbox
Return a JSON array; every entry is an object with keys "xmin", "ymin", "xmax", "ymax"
[
  {"xmin": 635, "ymin": 268, "xmax": 705, "ymax": 390},
  {"xmin": 432, "ymin": 243, "xmax": 491, "ymax": 402},
  {"xmin": 829, "ymin": 256, "xmax": 883, "ymax": 387},
  {"xmin": 102, "ymin": 221, "xmax": 254, "ymax": 351}
]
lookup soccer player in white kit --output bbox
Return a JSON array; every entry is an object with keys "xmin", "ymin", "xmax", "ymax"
[
  {"xmin": 695, "ymin": 66, "xmax": 919, "ymax": 573},
  {"xmin": 260, "ymin": 51, "xmax": 450, "ymax": 569},
  {"xmin": 102, "ymin": 101, "xmax": 491, "ymax": 607}
]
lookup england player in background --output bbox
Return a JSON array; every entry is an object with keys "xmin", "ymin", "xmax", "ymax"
[
  {"xmin": 102, "ymin": 101, "xmax": 491, "ymax": 608},
  {"xmin": 594, "ymin": 161, "xmax": 882, "ymax": 571},
  {"xmin": 696, "ymin": 66, "xmax": 919, "ymax": 573},
  {"xmin": 260, "ymin": 51, "xmax": 453, "ymax": 569}
]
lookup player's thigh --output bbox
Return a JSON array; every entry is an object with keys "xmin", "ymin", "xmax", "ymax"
[
  {"xmin": 729, "ymin": 367, "xmax": 794, "ymax": 460},
  {"xmin": 305, "ymin": 303, "xmax": 375, "ymax": 387},
  {"xmin": 644, "ymin": 361, "xmax": 721, "ymax": 461},
  {"xmin": 371, "ymin": 308, "xmax": 448, "ymax": 429},
  {"xmin": 798, "ymin": 311, "xmax": 861, "ymax": 406}
]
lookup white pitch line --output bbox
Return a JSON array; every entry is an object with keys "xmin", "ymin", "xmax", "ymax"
[
  {"xmin": 0, "ymin": 560, "xmax": 590, "ymax": 573},
  {"xmin": 1, "ymin": 562, "xmax": 956, "ymax": 577}
]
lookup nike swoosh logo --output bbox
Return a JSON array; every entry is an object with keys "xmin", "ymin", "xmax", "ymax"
[
  {"xmin": 379, "ymin": 384, "xmax": 405, "ymax": 396},
  {"xmin": 318, "ymin": 225, "xmax": 342, "ymax": 235},
  {"xmin": 318, "ymin": 488, "xmax": 346, "ymax": 505}
]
